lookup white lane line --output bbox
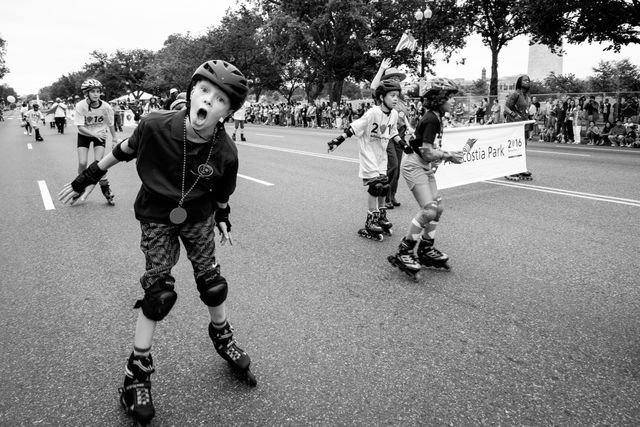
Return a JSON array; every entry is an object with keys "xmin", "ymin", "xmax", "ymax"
[
  {"xmin": 254, "ymin": 133, "xmax": 284, "ymax": 138},
  {"xmin": 37, "ymin": 180, "xmax": 56, "ymax": 210},
  {"xmin": 237, "ymin": 141, "xmax": 358, "ymax": 163},
  {"xmin": 238, "ymin": 140, "xmax": 639, "ymax": 207},
  {"xmin": 529, "ymin": 149, "xmax": 590, "ymax": 157},
  {"xmin": 486, "ymin": 180, "xmax": 640, "ymax": 207},
  {"xmin": 237, "ymin": 174, "xmax": 274, "ymax": 186},
  {"xmin": 27, "ymin": 144, "xmax": 33, "ymax": 150}
]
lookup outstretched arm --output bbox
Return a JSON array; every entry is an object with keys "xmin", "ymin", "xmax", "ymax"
[{"xmin": 58, "ymin": 139, "xmax": 134, "ymax": 204}]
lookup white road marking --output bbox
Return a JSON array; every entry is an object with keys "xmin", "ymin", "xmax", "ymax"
[
  {"xmin": 529, "ymin": 149, "xmax": 590, "ymax": 157},
  {"xmin": 27, "ymin": 144, "xmax": 33, "ymax": 150},
  {"xmin": 37, "ymin": 180, "xmax": 55, "ymax": 210},
  {"xmin": 237, "ymin": 174, "xmax": 274, "ymax": 186},
  {"xmin": 237, "ymin": 141, "xmax": 358, "ymax": 163},
  {"xmin": 238, "ymin": 140, "xmax": 640, "ymax": 207},
  {"xmin": 486, "ymin": 180, "xmax": 640, "ymax": 207},
  {"xmin": 254, "ymin": 133, "xmax": 284, "ymax": 138}
]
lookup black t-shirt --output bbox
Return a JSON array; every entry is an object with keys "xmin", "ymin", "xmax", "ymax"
[
  {"xmin": 411, "ymin": 110, "xmax": 441, "ymax": 153},
  {"xmin": 127, "ymin": 109, "xmax": 238, "ymax": 224}
]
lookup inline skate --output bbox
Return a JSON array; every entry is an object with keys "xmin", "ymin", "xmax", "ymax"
[
  {"xmin": 377, "ymin": 207, "xmax": 393, "ymax": 236},
  {"xmin": 416, "ymin": 238, "xmax": 451, "ymax": 271},
  {"xmin": 100, "ymin": 181, "xmax": 115, "ymax": 205},
  {"xmin": 119, "ymin": 353, "xmax": 155, "ymax": 426},
  {"xmin": 388, "ymin": 237, "xmax": 422, "ymax": 281},
  {"xmin": 357, "ymin": 211, "xmax": 384, "ymax": 241},
  {"xmin": 209, "ymin": 321, "xmax": 257, "ymax": 386}
]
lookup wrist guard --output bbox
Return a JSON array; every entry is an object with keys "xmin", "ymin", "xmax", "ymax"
[
  {"xmin": 71, "ymin": 161, "xmax": 106, "ymax": 194},
  {"xmin": 112, "ymin": 140, "xmax": 136, "ymax": 162},
  {"xmin": 327, "ymin": 135, "xmax": 346, "ymax": 152},
  {"xmin": 214, "ymin": 205, "xmax": 231, "ymax": 233}
]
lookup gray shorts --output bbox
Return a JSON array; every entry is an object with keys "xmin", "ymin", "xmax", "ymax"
[{"xmin": 401, "ymin": 153, "xmax": 436, "ymax": 190}]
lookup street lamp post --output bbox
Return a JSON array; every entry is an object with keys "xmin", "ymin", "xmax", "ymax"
[{"xmin": 414, "ymin": 6, "xmax": 433, "ymax": 78}]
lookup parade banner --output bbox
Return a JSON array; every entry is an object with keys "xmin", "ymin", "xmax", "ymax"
[{"xmin": 434, "ymin": 121, "xmax": 533, "ymax": 189}]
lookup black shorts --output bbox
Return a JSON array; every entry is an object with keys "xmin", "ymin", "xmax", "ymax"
[{"xmin": 77, "ymin": 133, "xmax": 105, "ymax": 148}]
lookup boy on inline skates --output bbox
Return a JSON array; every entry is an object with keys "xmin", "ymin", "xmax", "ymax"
[
  {"xmin": 73, "ymin": 79, "xmax": 118, "ymax": 204},
  {"xmin": 327, "ymin": 80, "xmax": 411, "ymax": 241},
  {"xmin": 389, "ymin": 77, "xmax": 464, "ymax": 279},
  {"xmin": 58, "ymin": 60, "xmax": 254, "ymax": 425}
]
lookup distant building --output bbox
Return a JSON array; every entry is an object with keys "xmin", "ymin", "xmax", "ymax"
[{"xmin": 527, "ymin": 42, "xmax": 563, "ymax": 81}]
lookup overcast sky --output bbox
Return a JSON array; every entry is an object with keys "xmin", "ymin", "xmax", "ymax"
[{"xmin": 2, "ymin": 0, "xmax": 638, "ymax": 95}]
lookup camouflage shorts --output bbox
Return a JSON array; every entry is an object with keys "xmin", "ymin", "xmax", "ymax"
[{"xmin": 139, "ymin": 216, "xmax": 217, "ymax": 290}]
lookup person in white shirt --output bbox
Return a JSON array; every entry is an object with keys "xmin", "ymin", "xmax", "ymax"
[{"xmin": 232, "ymin": 100, "xmax": 250, "ymax": 141}]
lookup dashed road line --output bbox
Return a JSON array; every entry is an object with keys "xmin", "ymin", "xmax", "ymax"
[
  {"xmin": 37, "ymin": 180, "xmax": 55, "ymax": 210},
  {"xmin": 237, "ymin": 141, "xmax": 358, "ymax": 163},
  {"xmin": 238, "ymin": 174, "xmax": 274, "ymax": 186}
]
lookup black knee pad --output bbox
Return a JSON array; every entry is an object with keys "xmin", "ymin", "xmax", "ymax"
[
  {"xmin": 367, "ymin": 176, "xmax": 388, "ymax": 197},
  {"xmin": 134, "ymin": 277, "xmax": 177, "ymax": 321},
  {"xmin": 196, "ymin": 266, "xmax": 228, "ymax": 307}
]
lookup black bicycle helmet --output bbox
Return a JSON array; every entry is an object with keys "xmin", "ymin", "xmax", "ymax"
[
  {"xmin": 374, "ymin": 80, "xmax": 402, "ymax": 100},
  {"xmin": 188, "ymin": 60, "xmax": 249, "ymax": 111}
]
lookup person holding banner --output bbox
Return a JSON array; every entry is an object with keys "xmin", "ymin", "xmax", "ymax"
[
  {"xmin": 503, "ymin": 75, "xmax": 533, "ymax": 181},
  {"xmin": 389, "ymin": 77, "xmax": 464, "ymax": 277}
]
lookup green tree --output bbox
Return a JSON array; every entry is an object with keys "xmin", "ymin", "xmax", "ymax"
[
  {"xmin": 560, "ymin": 0, "xmax": 640, "ymax": 51},
  {"xmin": 529, "ymin": 79, "xmax": 551, "ymax": 94},
  {"xmin": 84, "ymin": 49, "xmax": 155, "ymax": 98},
  {"xmin": 39, "ymin": 71, "xmax": 88, "ymax": 100},
  {"xmin": 0, "ymin": 37, "xmax": 9, "ymax": 79},
  {"xmin": 203, "ymin": 6, "xmax": 283, "ymax": 101},
  {"xmin": 460, "ymin": 0, "xmax": 569, "ymax": 97},
  {"xmin": 544, "ymin": 72, "xmax": 588, "ymax": 93},
  {"xmin": 589, "ymin": 59, "xmax": 640, "ymax": 92},
  {"xmin": 258, "ymin": 0, "xmax": 469, "ymax": 103},
  {"xmin": 470, "ymin": 78, "xmax": 488, "ymax": 95},
  {"xmin": 143, "ymin": 33, "xmax": 206, "ymax": 94}
]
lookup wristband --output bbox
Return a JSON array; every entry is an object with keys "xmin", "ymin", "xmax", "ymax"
[
  {"xmin": 71, "ymin": 161, "xmax": 106, "ymax": 193},
  {"xmin": 214, "ymin": 205, "xmax": 232, "ymax": 233}
]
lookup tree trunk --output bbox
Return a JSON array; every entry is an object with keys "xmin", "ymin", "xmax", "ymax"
[
  {"xmin": 330, "ymin": 78, "xmax": 344, "ymax": 104},
  {"xmin": 490, "ymin": 44, "xmax": 499, "ymax": 97},
  {"xmin": 254, "ymin": 87, "xmax": 263, "ymax": 102}
]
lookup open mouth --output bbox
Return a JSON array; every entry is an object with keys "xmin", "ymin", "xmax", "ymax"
[{"xmin": 197, "ymin": 108, "xmax": 208, "ymax": 121}]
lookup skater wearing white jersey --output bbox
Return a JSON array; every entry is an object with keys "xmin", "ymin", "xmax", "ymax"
[
  {"xmin": 74, "ymin": 79, "xmax": 118, "ymax": 204},
  {"xmin": 327, "ymin": 80, "xmax": 412, "ymax": 241}
]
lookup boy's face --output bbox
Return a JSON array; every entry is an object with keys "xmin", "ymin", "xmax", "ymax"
[
  {"xmin": 189, "ymin": 79, "xmax": 231, "ymax": 130},
  {"xmin": 87, "ymin": 88, "xmax": 101, "ymax": 102},
  {"xmin": 382, "ymin": 91, "xmax": 399, "ymax": 109}
]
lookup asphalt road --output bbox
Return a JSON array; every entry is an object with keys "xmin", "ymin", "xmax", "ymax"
[{"xmin": 1, "ymin": 111, "xmax": 639, "ymax": 426}]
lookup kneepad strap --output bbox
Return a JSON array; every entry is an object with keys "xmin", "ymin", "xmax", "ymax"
[
  {"xmin": 134, "ymin": 281, "xmax": 177, "ymax": 321},
  {"xmin": 196, "ymin": 266, "xmax": 228, "ymax": 307}
]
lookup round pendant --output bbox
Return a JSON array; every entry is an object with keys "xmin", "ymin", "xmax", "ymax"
[{"xmin": 169, "ymin": 207, "xmax": 187, "ymax": 225}]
